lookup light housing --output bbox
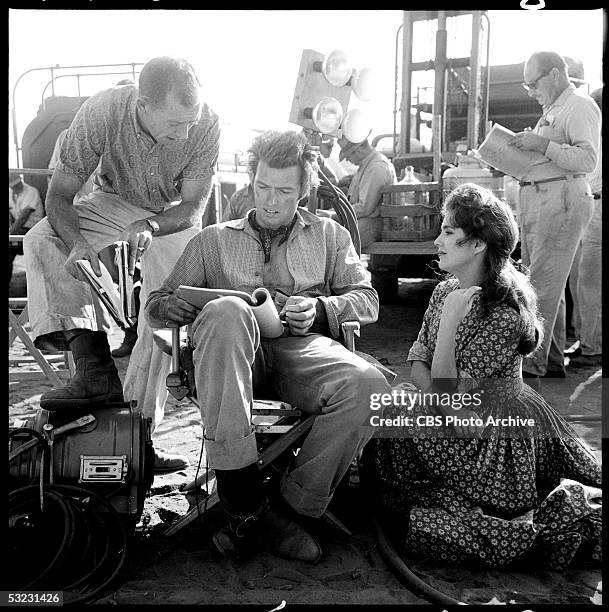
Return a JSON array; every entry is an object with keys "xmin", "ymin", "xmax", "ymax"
[
  {"xmin": 306, "ymin": 97, "xmax": 344, "ymax": 134},
  {"xmin": 351, "ymin": 67, "xmax": 377, "ymax": 102},
  {"xmin": 289, "ymin": 49, "xmax": 352, "ymax": 137},
  {"xmin": 342, "ymin": 108, "xmax": 372, "ymax": 144},
  {"xmin": 321, "ymin": 50, "xmax": 353, "ymax": 87}
]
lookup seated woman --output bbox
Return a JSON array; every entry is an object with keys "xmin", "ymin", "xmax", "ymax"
[{"xmin": 363, "ymin": 183, "xmax": 601, "ymax": 570}]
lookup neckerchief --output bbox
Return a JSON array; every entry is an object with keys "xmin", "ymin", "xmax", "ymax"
[{"xmin": 247, "ymin": 209, "xmax": 297, "ymax": 263}]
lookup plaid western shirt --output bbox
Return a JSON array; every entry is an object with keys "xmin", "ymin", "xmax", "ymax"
[
  {"xmin": 56, "ymin": 84, "xmax": 220, "ymax": 212},
  {"xmin": 146, "ymin": 208, "xmax": 379, "ymax": 338}
]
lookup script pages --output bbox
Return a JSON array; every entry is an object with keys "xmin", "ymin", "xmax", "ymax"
[
  {"xmin": 76, "ymin": 241, "xmax": 137, "ymax": 330},
  {"xmin": 176, "ymin": 286, "xmax": 284, "ymax": 338},
  {"xmin": 476, "ymin": 123, "xmax": 546, "ymax": 181}
]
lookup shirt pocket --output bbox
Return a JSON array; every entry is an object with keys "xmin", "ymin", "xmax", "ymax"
[{"xmin": 288, "ymin": 231, "xmax": 327, "ymax": 291}]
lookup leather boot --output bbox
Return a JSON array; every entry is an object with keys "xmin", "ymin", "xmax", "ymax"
[
  {"xmin": 40, "ymin": 330, "xmax": 124, "ymax": 411},
  {"xmin": 212, "ymin": 465, "xmax": 322, "ymax": 563},
  {"xmin": 212, "ymin": 465, "xmax": 267, "ymax": 560},
  {"xmin": 111, "ymin": 326, "xmax": 138, "ymax": 358}
]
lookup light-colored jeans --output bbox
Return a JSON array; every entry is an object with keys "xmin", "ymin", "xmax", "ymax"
[
  {"xmin": 569, "ymin": 196, "xmax": 602, "ymax": 355},
  {"xmin": 519, "ymin": 178, "xmax": 594, "ymax": 375},
  {"xmin": 191, "ymin": 296, "xmax": 390, "ymax": 518},
  {"xmin": 23, "ymin": 192, "xmax": 200, "ymax": 429}
]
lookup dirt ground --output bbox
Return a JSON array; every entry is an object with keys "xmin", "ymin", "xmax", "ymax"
[{"xmin": 8, "ymin": 278, "xmax": 603, "ymax": 606}]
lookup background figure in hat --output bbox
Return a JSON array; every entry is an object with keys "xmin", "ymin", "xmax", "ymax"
[
  {"xmin": 337, "ymin": 136, "xmax": 396, "ymax": 249},
  {"xmin": 9, "ymin": 173, "xmax": 44, "ymax": 285}
]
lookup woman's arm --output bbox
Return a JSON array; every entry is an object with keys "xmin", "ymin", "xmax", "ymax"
[
  {"xmin": 430, "ymin": 286, "xmax": 481, "ymax": 388},
  {"xmin": 428, "ymin": 286, "xmax": 483, "ymax": 437},
  {"xmin": 410, "ymin": 360, "xmax": 432, "ymax": 392},
  {"xmin": 430, "ymin": 315, "xmax": 459, "ymax": 388}
]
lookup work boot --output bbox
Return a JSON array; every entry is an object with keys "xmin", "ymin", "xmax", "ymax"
[
  {"xmin": 212, "ymin": 465, "xmax": 269, "ymax": 560},
  {"xmin": 259, "ymin": 506, "xmax": 323, "ymax": 563},
  {"xmin": 40, "ymin": 330, "xmax": 124, "ymax": 411},
  {"xmin": 212, "ymin": 465, "xmax": 322, "ymax": 563},
  {"xmin": 111, "ymin": 327, "xmax": 138, "ymax": 358}
]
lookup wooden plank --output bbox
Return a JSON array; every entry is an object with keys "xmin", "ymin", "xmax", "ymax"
[
  {"xmin": 361, "ymin": 241, "xmax": 437, "ymax": 255},
  {"xmin": 9, "ymin": 304, "xmax": 29, "ymax": 347},
  {"xmin": 9, "ymin": 370, "xmax": 71, "ymax": 382},
  {"xmin": 8, "ymin": 308, "xmax": 64, "ymax": 387},
  {"xmin": 380, "ymin": 204, "xmax": 440, "ymax": 217},
  {"xmin": 163, "ymin": 490, "xmax": 220, "ymax": 537},
  {"xmin": 381, "ymin": 182, "xmax": 440, "ymax": 193},
  {"xmin": 10, "ymin": 355, "xmax": 65, "ymax": 364}
]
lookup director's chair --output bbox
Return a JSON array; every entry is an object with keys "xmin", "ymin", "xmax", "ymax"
[{"xmin": 153, "ymin": 319, "xmax": 395, "ymax": 537}]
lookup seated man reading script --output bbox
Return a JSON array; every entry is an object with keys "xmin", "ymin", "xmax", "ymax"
[{"xmin": 145, "ymin": 130, "xmax": 391, "ymax": 563}]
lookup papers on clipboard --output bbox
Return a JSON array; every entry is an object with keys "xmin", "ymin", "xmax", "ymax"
[
  {"xmin": 76, "ymin": 241, "xmax": 137, "ymax": 330},
  {"xmin": 475, "ymin": 123, "xmax": 546, "ymax": 182}
]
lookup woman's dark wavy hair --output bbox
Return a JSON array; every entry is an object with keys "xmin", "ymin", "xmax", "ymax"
[{"xmin": 442, "ymin": 183, "xmax": 543, "ymax": 355}]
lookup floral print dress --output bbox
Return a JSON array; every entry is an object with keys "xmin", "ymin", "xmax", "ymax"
[{"xmin": 365, "ymin": 279, "xmax": 602, "ymax": 569}]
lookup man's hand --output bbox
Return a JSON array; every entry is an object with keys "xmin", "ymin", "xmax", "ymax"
[
  {"xmin": 440, "ymin": 286, "xmax": 481, "ymax": 327},
  {"xmin": 279, "ymin": 296, "xmax": 318, "ymax": 336},
  {"xmin": 118, "ymin": 220, "xmax": 153, "ymax": 275},
  {"xmin": 65, "ymin": 240, "xmax": 101, "ymax": 280},
  {"xmin": 160, "ymin": 295, "xmax": 200, "ymax": 328},
  {"xmin": 509, "ymin": 131, "xmax": 549, "ymax": 154}
]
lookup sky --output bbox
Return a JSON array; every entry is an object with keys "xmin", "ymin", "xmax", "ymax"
[{"xmin": 8, "ymin": 9, "xmax": 605, "ymax": 167}]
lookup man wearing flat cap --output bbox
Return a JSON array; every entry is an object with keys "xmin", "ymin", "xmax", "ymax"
[{"xmin": 337, "ymin": 136, "xmax": 395, "ymax": 249}]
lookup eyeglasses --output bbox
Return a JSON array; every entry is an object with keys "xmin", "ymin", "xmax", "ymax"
[{"xmin": 522, "ymin": 68, "xmax": 553, "ymax": 92}]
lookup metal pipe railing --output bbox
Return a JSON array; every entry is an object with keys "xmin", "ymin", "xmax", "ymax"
[
  {"xmin": 9, "ymin": 167, "xmax": 53, "ymax": 176},
  {"xmin": 11, "ymin": 62, "xmax": 143, "ymax": 167}
]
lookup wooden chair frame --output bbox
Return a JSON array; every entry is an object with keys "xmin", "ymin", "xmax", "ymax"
[{"xmin": 9, "ymin": 234, "xmax": 75, "ymax": 387}]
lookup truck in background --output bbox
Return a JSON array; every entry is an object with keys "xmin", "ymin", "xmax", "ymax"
[{"xmin": 362, "ymin": 11, "xmax": 587, "ymax": 301}]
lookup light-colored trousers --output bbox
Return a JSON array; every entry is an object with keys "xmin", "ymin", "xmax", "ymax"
[
  {"xmin": 519, "ymin": 178, "xmax": 594, "ymax": 375},
  {"xmin": 191, "ymin": 296, "xmax": 390, "ymax": 518},
  {"xmin": 23, "ymin": 192, "xmax": 200, "ymax": 429},
  {"xmin": 569, "ymin": 196, "xmax": 602, "ymax": 355}
]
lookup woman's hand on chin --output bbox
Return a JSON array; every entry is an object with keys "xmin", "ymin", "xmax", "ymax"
[{"xmin": 440, "ymin": 286, "xmax": 482, "ymax": 326}]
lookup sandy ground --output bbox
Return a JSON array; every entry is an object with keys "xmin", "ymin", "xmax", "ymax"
[{"xmin": 8, "ymin": 278, "xmax": 602, "ymax": 606}]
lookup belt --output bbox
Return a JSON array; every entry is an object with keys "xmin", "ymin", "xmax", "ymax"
[{"xmin": 519, "ymin": 173, "xmax": 586, "ymax": 187}]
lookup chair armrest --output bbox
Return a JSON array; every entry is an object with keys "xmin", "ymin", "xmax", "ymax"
[
  {"xmin": 340, "ymin": 321, "xmax": 360, "ymax": 353},
  {"xmin": 152, "ymin": 329, "xmax": 173, "ymax": 356},
  {"xmin": 152, "ymin": 327, "xmax": 182, "ymax": 374}
]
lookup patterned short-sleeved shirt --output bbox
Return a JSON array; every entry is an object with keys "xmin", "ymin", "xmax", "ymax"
[{"xmin": 56, "ymin": 85, "xmax": 220, "ymax": 212}]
